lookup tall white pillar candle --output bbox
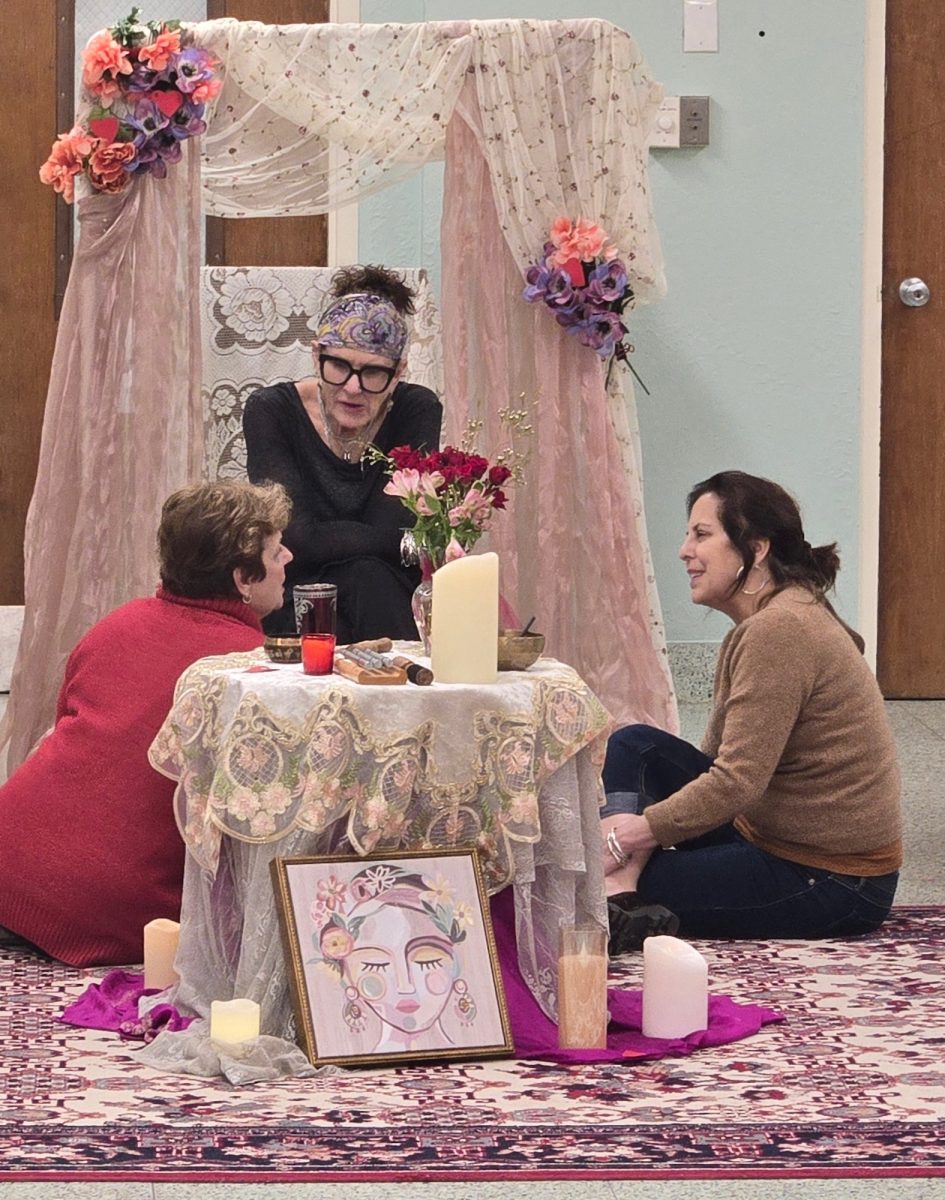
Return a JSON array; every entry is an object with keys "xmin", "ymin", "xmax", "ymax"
[
  {"xmin": 143, "ymin": 918, "xmax": 180, "ymax": 990},
  {"xmin": 210, "ymin": 998, "xmax": 261, "ymax": 1044},
  {"xmin": 430, "ymin": 551, "xmax": 499, "ymax": 684},
  {"xmin": 641, "ymin": 935, "xmax": 709, "ymax": 1039}
]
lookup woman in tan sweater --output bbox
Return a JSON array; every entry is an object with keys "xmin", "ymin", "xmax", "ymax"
[{"xmin": 604, "ymin": 471, "xmax": 901, "ymax": 951}]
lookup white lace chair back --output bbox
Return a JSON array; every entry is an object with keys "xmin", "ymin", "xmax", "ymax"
[{"xmin": 201, "ymin": 266, "xmax": 445, "ymax": 480}]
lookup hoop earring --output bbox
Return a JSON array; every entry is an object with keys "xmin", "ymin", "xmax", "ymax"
[
  {"xmin": 241, "ymin": 590, "xmax": 252, "ymax": 606},
  {"xmin": 741, "ymin": 566, "xmax": 770, "ymax": 596},
  {"xmin": 452, "ymin": 978, "xmax": 478, "ymax": 1026}
]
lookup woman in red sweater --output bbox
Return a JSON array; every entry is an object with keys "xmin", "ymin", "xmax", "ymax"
[{"xmin": 0, "ymin": 480, "xmax": 292, "ymax": 967}]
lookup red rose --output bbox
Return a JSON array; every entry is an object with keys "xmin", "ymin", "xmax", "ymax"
[
  {"xmin": 491, "ymin": 489, "xmax": 507, "ymax": 510},
  {"xmin": 489, "ymin": 465, "xmax": 512, "ymax": 486}
]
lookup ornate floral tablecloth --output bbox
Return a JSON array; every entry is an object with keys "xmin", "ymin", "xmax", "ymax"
[{"xmin": 146, "ymin": 645, "xmax": 612, "ymax": 1072}]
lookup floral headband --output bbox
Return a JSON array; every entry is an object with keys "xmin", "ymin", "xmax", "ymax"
[{"xmin": 315, "ymin": 293, "xmax": 408, "ymax": 361}]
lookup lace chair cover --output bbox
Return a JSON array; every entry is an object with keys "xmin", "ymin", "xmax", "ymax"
[{"xmin": 202, "ymin": 265, "xmax": 444, "ymax": 481}]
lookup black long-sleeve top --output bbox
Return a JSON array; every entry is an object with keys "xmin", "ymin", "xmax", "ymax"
[{"xmin": 243, "ymin": 379, "xmax": 442, "ymax": 596}]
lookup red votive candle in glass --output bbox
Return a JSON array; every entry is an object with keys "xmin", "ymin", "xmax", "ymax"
[
  {"xmin": 293, "ymin": 583, "xmax": 337, "ymax": 676},
  {"xmin": 301, "ymin": 632, "xmax": 335, "ymax": 675}
]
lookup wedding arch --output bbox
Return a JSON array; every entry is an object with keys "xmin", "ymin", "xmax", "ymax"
[{"xmin": 3, "ymin": 16, "xmax": 676, "ymax": 770}]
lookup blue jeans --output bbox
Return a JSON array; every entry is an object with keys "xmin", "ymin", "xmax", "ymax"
[{"xmin": 602, "ymin": 724, "xmax": 899, "ymax": 939}]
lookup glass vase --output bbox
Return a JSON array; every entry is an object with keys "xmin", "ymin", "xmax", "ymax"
[{"xmin": 411, "ymin": 554, "xmax": 437, "ymax": 655}]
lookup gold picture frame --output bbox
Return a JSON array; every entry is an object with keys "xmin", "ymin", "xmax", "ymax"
[{"xmin": 271, "ymin": 847, "xmax": 514, "ymax": 1069}]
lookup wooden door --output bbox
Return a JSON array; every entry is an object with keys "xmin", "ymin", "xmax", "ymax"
[
  {"xmin": 0, "ymin": 0, "xmax": 60, "ymax": 605},
  {"xmin": 878, "ymin": 0, "xmax": 945, "ymax": 697},
  {"xmin": 206, "ymin": 0, "xmax": 329, "ymax": 267}
]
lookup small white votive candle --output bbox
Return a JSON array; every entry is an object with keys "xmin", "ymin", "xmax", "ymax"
[
  {"xmin": 210, "ymin": 998, "xmax": 261, "ymax": 1044},
  {"xmin": 143, "ymin": 918, "xmax": 180, "ymax": 991},
  {"xmin": 641, "ymin": 935, "xmax": 708, "ymax": 1039}
]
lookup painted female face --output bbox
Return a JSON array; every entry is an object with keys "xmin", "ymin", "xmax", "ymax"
[
  {"xmin": 343, "ymin": 906, "xmax": 457, "ymax": 1036},
  {"xmin": 678, "ymin": 492, "xmax": 744, "ymax": 616}
]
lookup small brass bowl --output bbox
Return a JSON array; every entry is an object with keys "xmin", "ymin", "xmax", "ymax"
[
  {"xmin": 497, "ymin": 630, "xmax": 545, "ymax": 671},
  {"xmin": 264, "ymin": 636, "xmax": 302, "ymax": 664}
]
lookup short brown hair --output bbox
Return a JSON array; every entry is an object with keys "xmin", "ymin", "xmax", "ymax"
[{"xmin": 158, "ymin": 481, "xmax": 291, "ymax": 599}]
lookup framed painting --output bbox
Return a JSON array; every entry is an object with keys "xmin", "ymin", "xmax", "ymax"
[{"xmin": 270, "ymin": 847, "xmax": 514, "ymax": 1068}]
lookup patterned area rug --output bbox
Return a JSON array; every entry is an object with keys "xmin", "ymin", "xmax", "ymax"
[{"xmin": 2, "ymin": 906, "xmax": 944, "ymax": 1182}]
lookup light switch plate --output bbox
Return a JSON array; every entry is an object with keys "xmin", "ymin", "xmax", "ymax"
[
  {"xmin": 648, "ymin": 96, "xmax": 681, "ymax": 148},
  {"xmin": 683, "ymin": 0, "xmax": 719, "ymax": 53}
]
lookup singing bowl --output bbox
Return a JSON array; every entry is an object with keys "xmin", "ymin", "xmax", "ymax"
[
  {"xmin": 263, "ymin": 636, "xmax": 302, "ymax": 664},
  {"xmin": 497, "ymin": 630, "xmax": 545, "ymax": 671}
]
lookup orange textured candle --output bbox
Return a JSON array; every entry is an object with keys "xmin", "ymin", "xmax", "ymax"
[{"xmin": 557, "ymin": 926, "xmax": 608, "ymax": 1049}]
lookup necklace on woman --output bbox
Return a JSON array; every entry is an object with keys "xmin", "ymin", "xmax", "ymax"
[{"xmin": 317, "ymin": 392, "xmax": 391, "ymax": 467}]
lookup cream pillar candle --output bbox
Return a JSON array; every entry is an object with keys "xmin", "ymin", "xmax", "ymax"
[
  {"xmin": 641, "ymin": 934, "xmax": 709, "ymax": 1039},
  {"xmin": 143, "ymin": 918, "xmax": 180, "ymax": 990},
  {"xmin": 430, "ymin": 551, "xmax": 499, "ymax": 684},
  {"xmin": 557, "ymin": 926, "xmax": 608, "ymax": 1049},
  {"xmin": 210, "ymin": 998, "xmax": 261, "ymax": 1044}
]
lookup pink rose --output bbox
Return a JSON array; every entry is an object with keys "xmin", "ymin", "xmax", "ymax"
[
  {"xmin": 138, "ymin": 29, "xmax": 182, "ymax": 72},
  {"xmin": 87, "ymin": 141, "xmax": 136, "ymax": 194},
  {"xmin": 81, "ymin": 30, "xmax": 132, "ymax": 96}
]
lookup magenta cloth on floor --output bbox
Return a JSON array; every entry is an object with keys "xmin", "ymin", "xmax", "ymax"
[
  {"xmin": 489, "ymin": 889, "xmax": 784, "ymax": 1063},
  {"xmin": 60, "ymin": 970, "xmax": 193, "ymax": 1043}
]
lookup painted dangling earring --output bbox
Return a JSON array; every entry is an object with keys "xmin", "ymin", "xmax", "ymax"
[
  {"xmin": 452, "ymin": 978, "xmax": 478, "ymax": 1026},
  {"xmin": 342, "ymin": 985, "xmax": 366, "ymax": 1033}
]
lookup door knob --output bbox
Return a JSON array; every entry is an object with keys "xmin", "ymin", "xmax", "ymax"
[{"xmin": 899, "ymin": 277, "xmax": 931, "ymax": 307}]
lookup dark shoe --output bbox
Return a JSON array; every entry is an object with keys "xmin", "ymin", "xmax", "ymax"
[{"xmin": 607, "ymin": 899, "xmax": 680, "ymax": 957}]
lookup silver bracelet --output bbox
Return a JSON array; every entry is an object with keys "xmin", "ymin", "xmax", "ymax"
[
  {"xmin": 400, "ymin": 529, "xmax": 419, "ymax": 567},
  {"xmin": 606, "ymin": 828, "xmax": 629, "ymax": 868}
]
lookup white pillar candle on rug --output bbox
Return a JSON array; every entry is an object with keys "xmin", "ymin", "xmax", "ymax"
[
  {"xmin": 143, "ymin": 918, "xmax": 180, "ymax": 991},
  {"xmin": 430, "ymin": 551, "xmax": 499, "ymax": 684},
  {"xmin": 210, "ymin": 998, "xmax": 260, "ymax": 1044},
  {"xmin": 641, "ymin": 935, "xmax": 708, "ymax": 1039}
]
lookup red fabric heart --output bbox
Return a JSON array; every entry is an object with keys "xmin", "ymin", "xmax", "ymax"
[
  {"xmin": 153, "ymin": 90, "xmax": 183, "ymax": 117},
  {"xmin": 88, "ymin": 116, "xmax": 120, "ymax": 142}
]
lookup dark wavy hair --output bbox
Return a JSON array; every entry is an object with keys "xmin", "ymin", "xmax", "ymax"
[
  {"xmin": 687, "ymin": 471, "xmax": 863, "ymax": 649},
  {"xmin": 158, "ymin": 480, "xmax": 291, "ymax": 600},
  {"xmin": 328, "ymin": 264, "xmax": 416, "ymax": 316}
]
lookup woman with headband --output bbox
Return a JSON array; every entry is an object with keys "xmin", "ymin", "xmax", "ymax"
[{"xmin": 243, "ymin": 266, "xmax": 442, "ymax": 643}]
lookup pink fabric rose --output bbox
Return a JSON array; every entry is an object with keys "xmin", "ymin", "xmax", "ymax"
[
  {"xmin": 81, "ymin": 31, "xmax": 132, "ymax": 106},
  {"xmin": 138, "ymin": 29, "xmax": 182, "ymax": 72},
  {"xmin": 39, "ymin": 125, "xmax": 96, "ymax": 203},
  {"xmin": 88, "ymin": 141, "xmax": 136, "ymax": 194}
]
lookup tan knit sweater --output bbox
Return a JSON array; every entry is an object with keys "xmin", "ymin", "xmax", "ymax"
[{"xmin": 645, "ymin": 587, "xmax": 902, "ymax": 876}]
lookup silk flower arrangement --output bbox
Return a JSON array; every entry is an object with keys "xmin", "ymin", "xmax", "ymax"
[
  {"xmin": 40, "ymin": 8, "xmax": 222, "ymax": 203},
  {"xmin": 523, "ymin": 217, "xmax": 647, "ymax": 389}
]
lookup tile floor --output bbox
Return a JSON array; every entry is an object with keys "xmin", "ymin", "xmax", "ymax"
[{"xmin": 0, "ymin": 699, "xmax": 942, "ymax": 1198}]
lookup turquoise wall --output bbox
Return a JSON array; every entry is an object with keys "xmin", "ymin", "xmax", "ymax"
[{"xmin": 359, "ymin": 0, "xmax": 868, "ymax": 643}]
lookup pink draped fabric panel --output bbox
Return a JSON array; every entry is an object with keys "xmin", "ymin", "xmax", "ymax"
[
  {"xmin": 0, "ymin": 151, "xmax": 203, "ymax": 770},
  {"xmin": 441, "ymin": 108, "xmax": 676, "ymax": 730}
]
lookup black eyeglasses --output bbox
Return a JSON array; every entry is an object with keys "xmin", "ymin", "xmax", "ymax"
[{"xmin": 318, "ymin": 353, "xmax": 398, "ymax": 395}]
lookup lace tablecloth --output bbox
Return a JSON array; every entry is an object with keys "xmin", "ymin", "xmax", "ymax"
[{"xmin": 144, "ymin": 645, "xmax": 612, "ymax": 1076}]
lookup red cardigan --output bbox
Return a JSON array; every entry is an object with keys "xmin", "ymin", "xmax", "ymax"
[{"xmin": 0, "ymin": 589, "xmax": 263, "ymax": 967}]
